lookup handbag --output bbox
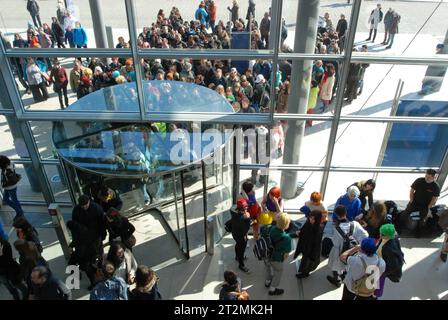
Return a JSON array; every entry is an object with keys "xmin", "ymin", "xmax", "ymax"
[
  {"xmin": 2, "ymin": 168, "xmax": 22, "ymax": 188},
  {"xmin": 123, "ymin": 234, "xmax": 136, "ymax": 248}
]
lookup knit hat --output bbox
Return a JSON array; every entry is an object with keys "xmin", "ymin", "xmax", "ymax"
[
  {"xmin": 361, "ymin": 237, "xmax": 377, "ymax": 256},
  {"xmin": 380, "ymin": 224, "xmax": 396, "ymax": 239}
]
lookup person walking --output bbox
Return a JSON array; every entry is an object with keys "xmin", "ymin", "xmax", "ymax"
[
  {"xmin": 49, "ymin": 59, "xmax": 69, "ymax": 109},
  {"xmin": 227, "ymin": 0, "xmax": 239, "ymax": 25},
  {"xmin": 29, "ymin": 266, "xmax": 71, "ymax": 300},
  {"xmin": 0, "ymin": 155, "xmax": 25, "ymax": 220},
  {"xmin": 26, "ymin": 58, "xmax": 49, "ymax": 102},
  {"xmin": 105, "ymin": 208, "xmax": 136, "ymax": 250},
  {"xmin": 385, "ymin": 10, "xmax": 400, "ymax": 49},
  {"xmin": 231, "ymin": 199, "xmax": 251, "ymax": 273},
  {"xmin": 366, "ymin": 4, "xmax": 383, "ymax": 43},
  {"xmin": 246, "ymin": 0, "xmax": 256, "ymax": 21},
  {"xmin": 27, "ymin": 0, "xmax": 42, "ymax": 28}
]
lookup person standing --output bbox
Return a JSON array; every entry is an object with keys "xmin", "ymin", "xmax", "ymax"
[
  {"xmin": 49, "ymin": 59, "xmax": 69, "ymax": 109},
  {"xmin": 129, "ymin": 265, "xmax": 162, "ymax": 300},
  {"xmin": 401, "ymin": 169, "xmax": 440, "ymax": 237},
  {"xmin": 0, "ymin": 155, "xmax": 25, "ymax": 220},
  {"xmin": 366, "ymin": 4, "xmax": 383, "ymax": 43},
  {"xmin": 340, "ymin": 238, "xmax": 386, "ymax": 300},
  {"xmin": 227, "ymin": 1, "xmax": 239, "ymax": 25},
  {"xmin": 90, "ymin": 262, "xmax": 128, "ymax": 300},
  {"xmin": 336, "ymin": 14, "xmax": 348, "ymax": 52},
  {"xmin": 382, "ymin": 8, "xmax": 394, "ymax": 45},
  {"xmin": 27, "ymin": 0, "xmax": 42, "ymax": 28},
  {"xmin": 263, "ymin": 212, "xmax": 292, "ymax": 296},
  {"xmin": 385, "ymin": 10, "xmax": 400, "ymax": 49},
  {"xmin": 259, "ymin": 12, "xmax": 270, "ymax": 49},
  {"xmin": 327, "ymin": 205, "xmax": 369, "ymax": 288},
  {"xmin": 231, "ymin": 199, "xmax": 251, "ymax": 273},
  {"xmin": 26, "ymin": 58, "xmax": 49, "ymax": 102},
  {"xmin": 0, "ymin": 238, "xmax": 27, "ymax": 300},
  {"xmin": 73, "ymin": 21, "xmax": 88, "ymax": 48},
  {"xmin": 246, "ymin": 0, "xmax": 256, "ymax": 21},
  {"xmin": 71, "ymin": 195, "xmax": 107, "ymax": 278},
  {"xmin": 208, "ymin": 1, "xmax": 217, "ymax": 32},
  {"xmin": 51, "ymin": 17, "xmax": 66, "ymax": 48},
  {"xmin": 294, "ymin": 210, "xmax": 323, "ymax": 278}
]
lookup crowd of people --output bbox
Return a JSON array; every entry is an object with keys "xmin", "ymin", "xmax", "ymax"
[{"xmin": 222, "ymin": 168, "xmax": 446, "ymax": 300}]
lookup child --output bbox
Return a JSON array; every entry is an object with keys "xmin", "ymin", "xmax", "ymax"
[
  {"xmin": 225, "ymin": 86, "xmax": 236, "ymax": 104},
  {"xmin": 240, "ymin": 181, "xmax": 261, "ymax": 239},
  {"xmin": 306, "ymin": 80, "xmax": 319, "ymax": 127}
]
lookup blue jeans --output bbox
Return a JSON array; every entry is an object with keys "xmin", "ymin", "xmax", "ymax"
[
  {"xmin": 3, "ymin": 188, "xmax": 24, "ymax": 218},
  {"xmin": 387, "ymin": 33, "xmax": 395, "ymax": 47}
]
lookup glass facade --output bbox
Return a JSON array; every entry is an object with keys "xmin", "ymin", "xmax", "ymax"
[{"xmin": 0, "ymin": 0, "xmax": 447, "ymax": 255}]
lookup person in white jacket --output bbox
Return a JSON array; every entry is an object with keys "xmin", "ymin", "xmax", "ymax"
[
  {"xmin": 319, "ymin": 63, "xmax": 336, "ymax": 111},
  {"xmin": 366, "ymin": 4, "xmax": 383, "ymax": 43},
  {"xmin": 327, "ymin": 205, "xmax": 369, "ymax": 287}
]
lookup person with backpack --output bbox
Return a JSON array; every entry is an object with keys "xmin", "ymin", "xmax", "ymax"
[
  {"xmin": 294, "ymin": 210, "xmax": 323, "ymax": 278},
  {"xmin": 340, "ymin": 237, "xmax": 385, "ymax": 300},
  {"xmin": 262, "ymin": 212, "xmax": 292, "ymax": 296},
  {"xmin": 374, "ymin": 224, "xmax": 404, "ymax": 298},
  {"xmin": 0, "ymin": 155, "xmax": 25, "ymax": 220},
  {"xmin": 327, "ymin": 205, "xmax": 368, "ymax": 287},
  {"xmin": 231, "ymin": 199, "xmax": 252, "ymax": 273}
]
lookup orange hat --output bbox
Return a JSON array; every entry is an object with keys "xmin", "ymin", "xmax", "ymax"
[{"xmin": 269, "ymin": 187, "xmax": 281, "ymax": 198}]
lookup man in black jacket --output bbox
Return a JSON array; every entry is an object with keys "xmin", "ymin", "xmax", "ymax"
[
  {"xmin": 29, "ymin": 266, "xmax": 71, "ymax": 300},
  {"xmin": 0, "ymin": 238, "xmax": 27, "ymax": 300},
  {"xmin": 71, "ymin": 195, "xmax": 107, "ymax": 278},
  {"xmin": 231, "ymin": 199, "xmax": 252, "ymax": 273}
]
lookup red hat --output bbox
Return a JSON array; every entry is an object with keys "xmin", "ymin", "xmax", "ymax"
[{"xmin": 236, "ymin": 198, "xmax": 248, "ymax": 210}]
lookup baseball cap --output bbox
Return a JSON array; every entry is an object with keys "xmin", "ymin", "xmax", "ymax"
[{"xmin": 255, "ymin": 74, "xmax": 265, "ymax": 84}]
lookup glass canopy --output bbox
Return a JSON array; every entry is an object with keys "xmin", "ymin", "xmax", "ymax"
[{"xmin": 52, "ymin": 81, "xmax": 234, "ymax": 177}]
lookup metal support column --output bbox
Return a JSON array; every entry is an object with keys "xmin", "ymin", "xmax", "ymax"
[
  {"xmin": 124, "ymin": 0, "xmax": 146, "ymax": 120},
  {"xmin": 436, "ymin": 147, "xmax": 448, "ymax": 190},
  {"xmin": 319, "ymin": 0, "xmax": 362, "ymax": 200},
  {"xmin": 89, "ymin": 0, "xmax": 108, "ymax": 49},
  {"xmin": 280, "ymin": 0, "xmax": 320, "ymax": 199}
]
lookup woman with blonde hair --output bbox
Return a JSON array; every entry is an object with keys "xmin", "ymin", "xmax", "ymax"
[{"xmin": 261, "ymin": 212, "xmax": 292, "ymax": 296}]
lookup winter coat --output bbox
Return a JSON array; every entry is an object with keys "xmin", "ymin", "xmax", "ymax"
[
  {"xmin": 294, "ymin": 220, "xmax": 323, "ymax": 265},
  {"xmin": 228, "ymin": 4, "xmax": 239, "ymax": 23},
  {"xmin": 71, "ymin": 201, "xmax": 107, "ymax": 242},
  {"xmin": 383, "ymin": 11, "xmax": 394, "ymax": 30},
  {"xmin": 106, "ymin": 217, "xmax": 135, "ymax": 244},
  {"xmin": 389, "ymin": 13, "xmax": 401, "ymax": 34},
  {"xmin": 51, "ymin": 22, "xmax": 65, "ymax": 43},
  {"xmin": 230, "ymin": 210, "xmax": 251, "ymax": 241},
  {"xmin": 27, "ymin": 0, "xmax": 39, "ymax": 16},
  {"xmin": 73, "ymin": 26, "xmax": 88, "ymax": 46},
  {"xmin": 368, "ymin": 8, "xmax": 383, "ymax": 29}
]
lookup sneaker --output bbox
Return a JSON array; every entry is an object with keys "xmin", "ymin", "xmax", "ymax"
[
  {"xmin": 326, "ymin": 275, "xmax": 341, "ymax": 287},
  {"xmin": 268, "ymin": 288, "xmax": 284, "ymax": 295},
  {"xmin": 441, "ymin": 252, "xmax": 447, "ymax": 263},
  {"xmin": 264, "ymin": 280, "xmax": 272, "ymax": 288},
  {"xmin": 239, "ymin": 265, "xmax": 250, "ymax": 273}
]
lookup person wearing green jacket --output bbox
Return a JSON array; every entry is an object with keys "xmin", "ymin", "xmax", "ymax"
[{"xmin": 262, "ymin": 212, "xmax": 292, "ymax": 296}]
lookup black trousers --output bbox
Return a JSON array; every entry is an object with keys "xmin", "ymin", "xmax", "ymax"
[
  {"xmin": 233, "ymin": 236, "xmax": 248, "ymax": 267},
  {"xmin": 31, "ymin": 14, "xmax": 42, "ymax": 28},
  {"xmin": 55, "ymin": 85, "xmax": 69, "ymax": 108}
]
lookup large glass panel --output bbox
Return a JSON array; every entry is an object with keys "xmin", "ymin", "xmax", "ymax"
[
  {"xmin": 259, "ymin": 120, "xmax": 331, "ymax": 166},
  {"xmin": 13, "ymin": 55, "xmax": 134, "ymax": 111},
  {"xmin": 332, "ymin": 119, "xmax": 448, "ymax": 168},
  {"xmin": 29, "ymin": 121, "xmax": 54, "ymax": 160},
  {"xmin": 281, "ymin": 0, "xmax": 352, "ymax": 54},
  {"xmin": 354, "ymin": 1, "xmax": 447, "ymax": 56},
  {"xmin": 338, "ymin": 63, "xmax": 448, "ymax": 117},
  {"xmin": 43, "ymin": 164, "xmax": 71, "ymax": 203},
  {"xmin": 0, "ymin": 115, "xmax": 29, "ymax": 160},
  {"xmin": 134, "ymin": 0, "xmax": 273, "ymax": 51},
  {"xmin": 0, "ymin": 0, "xmax": 130, "ymax": 49}
]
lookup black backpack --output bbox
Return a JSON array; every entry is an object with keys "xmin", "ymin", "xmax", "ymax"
[{"xmin": 335, "ymin": 222, "xmax": 358, "ymax": 253}]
